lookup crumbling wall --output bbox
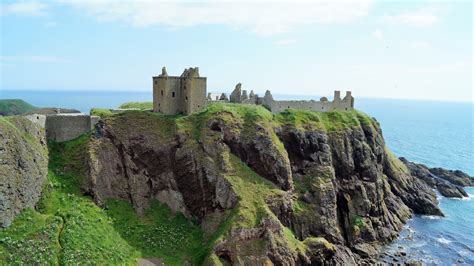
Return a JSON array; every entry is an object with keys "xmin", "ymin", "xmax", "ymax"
[
  {"xmin": 45, "ymin": 115, "xmax": 91, "ymax": 142},
  {"xmin": 268, "ymin": 100, "xmax": 335, "ymax": 112},
  {"xmin": 24, "ymin": 114, "xmax": 46, "ymax": 128}
]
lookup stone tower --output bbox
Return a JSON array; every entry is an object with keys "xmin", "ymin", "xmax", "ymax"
[{"xmin": 153, "ymin": 67, "xmax": 207, "ymax": 115}]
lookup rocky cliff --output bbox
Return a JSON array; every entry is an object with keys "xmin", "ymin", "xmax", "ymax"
[
  {"xmin": 81, "ymin": 104, "xmax": 469, "ymax": 264},
  {"xmin": 0, "ymin": 116, "xmax": 48, "ymax": 227}
]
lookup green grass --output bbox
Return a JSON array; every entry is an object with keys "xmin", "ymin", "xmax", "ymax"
[
  {"xmin": 0, "ymin": 209, "xmax": 62, "ymax": 265},
  {"xmin": 105, "ymin": 200, "xmax": 206, "ymax": 264},
  {"xmin": 119, "ymin": 102, "xmax": 153, "ymax": 110},
  {"xmin": 274, "ymin": 109, "xmax": 374, "ymax": 132},
  {"xmin": 224, "ymin": 154, "xmax": 284, "ymax": 228},
  {"xmin": 0, "ymin": 99, "xmax": 38, "ymax": 116},
  {"xmin": 90, "ymin": 108, "xmax": 113, "ymax": 118},
  {"xmin": 1, "ymin": 131, "xmax": 208, "ymax": 265}
]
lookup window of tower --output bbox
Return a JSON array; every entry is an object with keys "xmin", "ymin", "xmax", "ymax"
[{"xmin": 172, "ymin": 92, "xmax": 175, "ymax": 98}]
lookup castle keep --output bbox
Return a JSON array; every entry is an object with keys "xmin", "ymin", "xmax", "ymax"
[{"xmin": 153, "ymin": 67, "xmax": 207, "ymax": 115}]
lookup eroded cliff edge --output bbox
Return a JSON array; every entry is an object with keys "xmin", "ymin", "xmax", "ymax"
[
  {"xmin": 0, "ymin": 116, "xmax": 48, "ymax": 227},
  {"xmin": 81, "ymin": 104, "xmax": 459, "ymax": 264}
]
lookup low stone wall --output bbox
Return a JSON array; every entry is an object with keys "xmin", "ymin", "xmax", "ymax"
[
  {"xmin": 25, "ymin": 114, "xmax": 46, "ymax": 128},
  {"xmin": 90, "ymin": 116, "xmax": 100, "ymax": 130},
  {"xmin": 45, "ymin": 114, "xmax": 91, "ymax": 142},
  {"xmin": 269, "ymin": 100, "xmax": 335, "ymax": 113}
]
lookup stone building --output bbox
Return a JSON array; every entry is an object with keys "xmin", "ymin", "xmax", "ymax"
[
  {"xmin": 25, "ymin": 113, "xmax": 99, "ymax": 142},
  {"xmin": 153, "ymin": 67, "xmax": 207, "ymax": 115},
  {"xmin": 212, "ymin": 83, "xmax": 354, "ymax": 112}
]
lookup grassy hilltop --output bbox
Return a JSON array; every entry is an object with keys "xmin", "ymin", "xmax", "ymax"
[{"xmin": 0, "ymin": 99, "xmax": 38, "ymax": 116}]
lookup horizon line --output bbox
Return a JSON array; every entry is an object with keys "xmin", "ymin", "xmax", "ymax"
[{"xmin": 1, "ymin": 89, "xmax": 473, "ymax": 104}]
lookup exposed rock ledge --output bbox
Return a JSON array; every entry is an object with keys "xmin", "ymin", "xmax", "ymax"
[
  {"xmin": 0, "ymin": 117, "xmax": 48, "ymax": 227},
  {"xmin": 400, "ymin": 157, "xmax": 472, "ymax": 198}
]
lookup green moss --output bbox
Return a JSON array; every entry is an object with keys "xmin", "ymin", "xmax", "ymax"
[
  {"xmin": 224, "ymin": 154, "xmax": 284, "ymax": 228},
  {"xmin": 274, "ymin": 109, "xmax": 374, "ymax": 132},
  {"xmin": 385, "ymin": 146, "xmax": 409, "ymax": 175},
  {"xmin": 0, "ymin": 99, "xmax": 38, "ymax": 116},
  {"xmin": 119, "ymin": 102, "xmax": 153, "ymax": 110},
  {"xmin": 353, "ymin": 215, "xmax": 365, "ymax": 229},
  {"xmin": 90, "ymin": 108, "xmax": 113, "ymax": 118},
  {"xmin": 303, "ymin": 237, "xmax": 335, "ymax": 252},
  {"xmin": 105, "ymin": 111, "xmax": 177, "ymax": 141},
  {"xmin": 283, "ymin": 227, "xmax": 306, "ymax": 253}
]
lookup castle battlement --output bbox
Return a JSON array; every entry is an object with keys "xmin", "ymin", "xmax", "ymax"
[{"xmin": 208, "ymin": 83, "xmax": 354, "ymax": 113}]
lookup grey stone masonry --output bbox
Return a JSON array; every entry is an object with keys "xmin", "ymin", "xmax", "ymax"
[
  {"xmin": 211, "ymin": 82, "xmax": 355, "ymax": 113},
  {"xmin": 153, "ymin": 67, "xmax": 207, "ymax": 115}
]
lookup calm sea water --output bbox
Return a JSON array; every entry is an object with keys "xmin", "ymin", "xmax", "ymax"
[{"xmin": 1, "ymin": 90, "xmax": 473, "ymax": 263}]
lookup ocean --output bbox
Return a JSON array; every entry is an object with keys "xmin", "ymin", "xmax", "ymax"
[{"xmin": 1, "ymin": 90, "xmax": 473, "ymax": 263}]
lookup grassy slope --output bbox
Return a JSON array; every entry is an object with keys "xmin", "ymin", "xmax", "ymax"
[
  {"xmin": 119, "ymin": 102, "xmax": 153, "ymax": 110},
  {"xmin": 0, "ymin": 133, "xmax": 206, "ymax": 265},
  {"xmin": 1, "ymin": 102, "xmax": 381, "ymax": 265},
  {"xmin": 0, "ymin": 99, "xmax": 38, "ymax": 116}
]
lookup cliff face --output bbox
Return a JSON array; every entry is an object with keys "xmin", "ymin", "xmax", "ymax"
[
  {"xmin": 82, "ymin": 105, "xmax": 445, "ymax": 264},
  {"xmin": 0, "ymin": 116, "xmax": 48, "ymax": 227}
]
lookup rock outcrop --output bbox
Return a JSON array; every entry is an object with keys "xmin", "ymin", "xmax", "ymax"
[
  {"xmin": 400, "ymin": 157, "xmax": 471, "ymax": 198},
  {"xmin": 82, "ymin": 106, "xmax": 458, "ymax": 264},
  {"xmin": 0, "ymin": 117, "xmax": 48, "ymax": 227}
]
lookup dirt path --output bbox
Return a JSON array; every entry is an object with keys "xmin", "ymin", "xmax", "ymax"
[{"xmin": 138, "ymin": 258, "xmax": 165, "ymax": 266}]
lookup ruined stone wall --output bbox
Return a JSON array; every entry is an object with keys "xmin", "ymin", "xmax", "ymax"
[
  {"xmin": 45, "ymin": 115, "xmax": 91, "ymax": 142},
  {"xmin": 268, "ymin": 100, "xmax": 335, "ymax": 112},
  {"xmin": 90, "ymin": 116, "xmax": 100, "ymax": 130},
  {"xmin": 25, "ymin": 114, "xmax": 46, "ymax": 128},
  {"xmin": 183, "ymin": 77, "xmax": 206, "ymax": 115},
  {"xmin": 153, "ymin": 77, "xmax": 182, "ymax": 115}
]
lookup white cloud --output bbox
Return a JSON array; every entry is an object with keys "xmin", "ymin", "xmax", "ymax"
[
  {"xmin": 410, "ymin": 41, "xmax": 430, "ymax": 49},
  {"xmin": 382, "ymin": 7, "xmax": 439, "ymax": 27},
  {"xmin": 0, "ymin": 55, "xmax": 70, "ymax": 63},
  {"xmin": 373, "ymin": 28, "xmax": 384, "ymax": 40},
  {"xmin": 0, "ymin": 1, "xmax": 48, "ymax": 17},
  {"xmin": 59, "ymin": 0, "xmax": 372, "ymax": 36},
  {"xmin": 274, "ymin": 38, "xmax": 296, "ymax": 46}
]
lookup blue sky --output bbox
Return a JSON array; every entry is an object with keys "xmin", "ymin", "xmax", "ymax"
[{"xmin": 0, "ymin": 0, "xmax": 472, "ymax": 102}]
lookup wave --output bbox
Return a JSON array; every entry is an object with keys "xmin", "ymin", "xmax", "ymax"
[
  {"xmin": 450, "ymin": 193, "xmax": 474, "ymax": 201},
  {"xmin": 421, "ymin": 215, "xmax": 443, "ymax": 220},
  {"xmin": 437, "ymin": 237, "xmax": 452, "ymax": 245}
]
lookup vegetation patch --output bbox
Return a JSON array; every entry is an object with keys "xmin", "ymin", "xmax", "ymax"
[
  {"xmin": 0, "ymin": 99, "xmax": 38, "ymax": 116},
  {"xmin": 90, "ymin": 108, "xmax": 113, "ymax": 118},
  {"xmin": 274, "ymin": 109, "xmax": 374, "ymax": 132},
  {"xmin": 119, "ymin": 102, "xmax": 153, "ymax": 110},
  {"xmin": 105, "ymin": 200, "xmax": 206, "ymax": 265},
  {"xmin": 1, "ymin": 131, "xmax": 208, "ymax": 265},
  {"xmin": 222, "ymin": 154, "xmax": 305, "ymax": 254},
  {"xmin": 0, "ymin": 209, "xmax": 62, "ymax": 265}
]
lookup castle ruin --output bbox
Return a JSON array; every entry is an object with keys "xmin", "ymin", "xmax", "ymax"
[
  {"xmin": 153, "ymin": 67, "xmax": 355, "ymax": 115},
  {"xmin": 153, "ymin": 67, "xmax": 207, "ymax": 115},
  {"xmin": 209, "ymin": 83, "xmax": 354, "ymax": 113}
]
